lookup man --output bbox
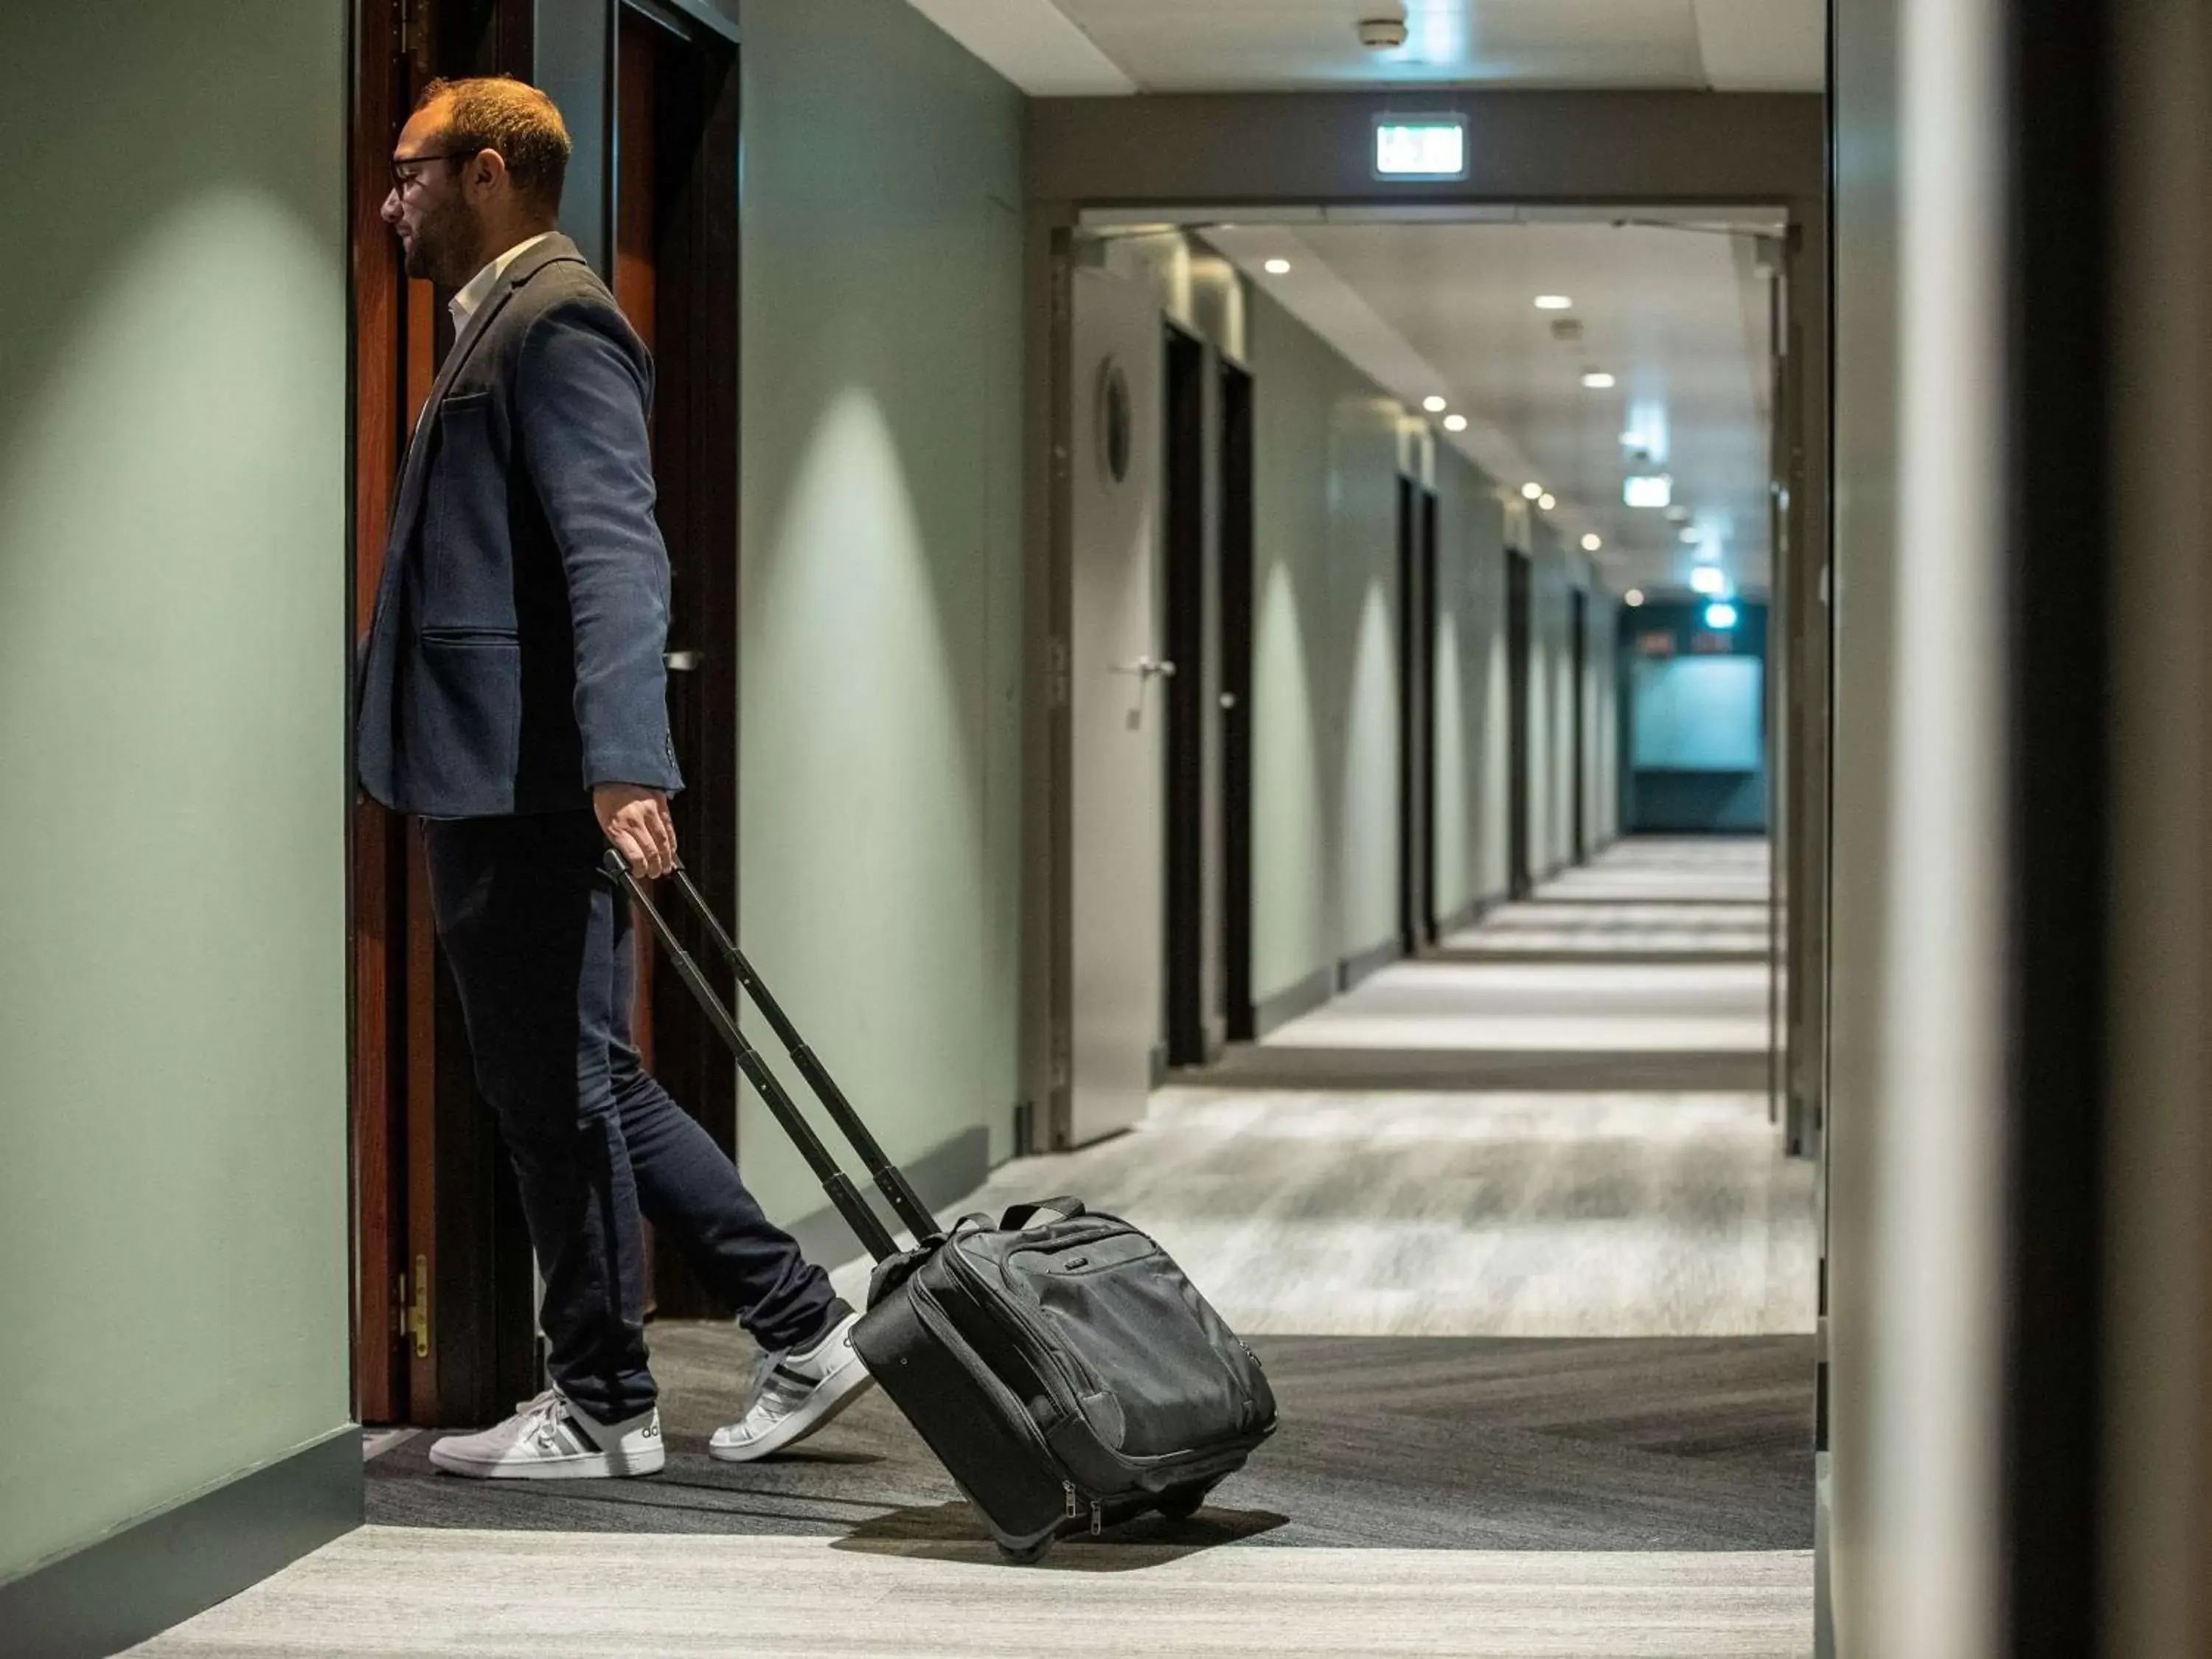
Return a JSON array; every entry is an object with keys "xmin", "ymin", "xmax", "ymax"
[{"xmin": 357, "ymin": 76, "xmax": 872, "ymax": 1478}]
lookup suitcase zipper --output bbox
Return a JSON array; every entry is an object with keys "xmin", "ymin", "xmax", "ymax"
[{"xmin": 1063, "ymin": 1481, "xmax": 1100, "ymax": 1535}]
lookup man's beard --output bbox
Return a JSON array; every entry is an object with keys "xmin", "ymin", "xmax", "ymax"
[{"xmin": 403, "ymin": 198, "xmax": 479, "ymax": 287}]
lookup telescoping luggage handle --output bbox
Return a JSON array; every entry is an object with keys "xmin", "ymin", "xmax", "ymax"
[{"xmin": 602, "ymin": 849, "xmax": 939, "ymax": 1265}]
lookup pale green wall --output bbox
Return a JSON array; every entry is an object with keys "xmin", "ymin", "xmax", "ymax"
[
  {"xmin": 736, "ymin": 0, "xmax": 1024, "ymax": 1221},
  {"xmin": 1432, "ymin": 448, "xmax": 1512, "ymax": 918},
  {"xmin": 0, "ymin": 0, "xmax": 352, "ymax": 1582},
  {"xmin": 1248, "ymin": 291, "xmax": 1402, "ymax": 998},
  {"xmin": 1248, "ymin": 291, "xmax": 1587, "ymax": 998}
]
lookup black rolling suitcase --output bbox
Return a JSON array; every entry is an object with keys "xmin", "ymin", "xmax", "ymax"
[{"xmin": 608, "ymin": 853, "xmax": 1278, "ymax": 1562}]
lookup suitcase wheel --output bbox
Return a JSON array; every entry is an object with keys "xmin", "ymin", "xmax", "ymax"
[
  {"xmin": 995, "ymin": 1534, "xmax": 1056, "ymax": 1566},
  {"xmin": 1155, "ymin": 1486, "xmax": 1208, "ymax": 1523}
]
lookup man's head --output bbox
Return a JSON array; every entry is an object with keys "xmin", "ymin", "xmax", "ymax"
[{"xmin": 382, "ymin": 77, "xmax": 571, "ymax": 287}]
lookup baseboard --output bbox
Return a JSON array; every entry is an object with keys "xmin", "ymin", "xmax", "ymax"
[
  {"xmin": 0, "ymin": 1426, "xmax": 361, "ymax": 1659},
  {"xmin": 1336, "ymin": 935, "xmax": 1405, "ymax": 992},
  {"xmin": 1251, "ymin": 965, "xmax": 1333, "ymax": 1039},
  {"xmin": 783, "ymin": 1122, "xmax": 991, "ymax": 1265},
  {"xmin": 1433, "ymin": 891, "xmax": 1506, "ymax": 937}
]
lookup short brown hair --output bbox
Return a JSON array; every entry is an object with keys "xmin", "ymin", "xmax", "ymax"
[{"xmin": 415, "ymin": 76, "xmax": 571, "ymax": 215}]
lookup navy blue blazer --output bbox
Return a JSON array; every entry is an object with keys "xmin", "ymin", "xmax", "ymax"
[{"xmin": 355, "ymin": 234, "xmax": 684, "ymax": 818}]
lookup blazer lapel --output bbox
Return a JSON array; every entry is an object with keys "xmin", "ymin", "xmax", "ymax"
[{"xmin": 383, "ymin": 234, "xmax": 588, "ymax": 546}]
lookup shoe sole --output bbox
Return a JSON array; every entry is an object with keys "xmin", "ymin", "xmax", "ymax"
[
  {"xmin": 708, "ymin": 1355, "xmax": 877, "ymax": 1464},
  {"xmin": 428, "ymin": 1442, "xmax": 666, "ymax": 1481}
]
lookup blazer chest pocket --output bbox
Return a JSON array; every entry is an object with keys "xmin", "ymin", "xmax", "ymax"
[{"xmin": 422, "ymin": 390, "xmax": 518, "ymax": 634}]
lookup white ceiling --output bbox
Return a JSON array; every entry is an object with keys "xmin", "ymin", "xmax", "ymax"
[
  {"xmin": 902, "ymin": 0, "xmax": 1826, "ymax": 94},
  {"xmin": 1199, "ymin": 217, "xmax": 1777, "ymax": 596}
]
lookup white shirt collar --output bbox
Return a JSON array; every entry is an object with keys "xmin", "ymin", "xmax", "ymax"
[{"xmin": 448, "ymin": 232, "xmax": 555, "ymax": 333}]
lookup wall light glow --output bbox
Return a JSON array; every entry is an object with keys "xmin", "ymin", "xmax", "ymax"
[
  {"xmin": 1690, "ymin": 565, "xmax": 1729, "ymax": 596},
  {"xmin": 1705, "ymin": 602, "xmax": 1739, "ymax": 630}
]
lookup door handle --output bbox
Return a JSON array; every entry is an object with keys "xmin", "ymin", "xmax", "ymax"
[{"xmin": 1110, "ymin": 656, "xmax": 1177, "ymax": 679}]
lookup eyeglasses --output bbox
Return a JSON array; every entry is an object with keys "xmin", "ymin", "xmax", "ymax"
[{"xmin": 389, "ymin": 148, "xmax": 482, "ymax": 195}]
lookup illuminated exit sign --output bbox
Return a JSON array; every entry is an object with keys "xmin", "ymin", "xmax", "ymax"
[{"xmin": 1374, "ymin": 114, "xmax": 1469, "ymax": 180}]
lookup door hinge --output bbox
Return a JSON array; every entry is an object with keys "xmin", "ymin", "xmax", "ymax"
[
  {"xmin": 1047, "ymin": 636, "xmax": 1071, "ymax": 709},
  {"xmin": 404, "ymin": 1253, "xmax": 431, "ymax": 1359}
]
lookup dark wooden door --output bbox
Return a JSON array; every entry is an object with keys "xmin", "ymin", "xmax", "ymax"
[
  {"xmin": 1397, "ymin": 479, "xmax": 1437, "ymax": 953},
  {"xmin": 1506, "ymin": 549, "xmax": 1533, "ymax": 900},
  {"xmin": 1162, "ymin": 324, "xmax": 1210, "ymax": 1068},
  {"xmin": 1217, "ymin": 363, "xmax": 1256, "ymax": 1042}
]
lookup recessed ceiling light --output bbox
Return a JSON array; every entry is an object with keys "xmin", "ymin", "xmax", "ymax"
[
  {"xmin": 1624, "ymin": 473, "xmax": 1673, "ymax": 509},
  {"xmin": 1263, "ymin": 257, "xmax": 1293, "ymax": 275},
  {"xmin": 1442, "ymin": 414, "xmax": 1468, "ymax": 433},
  {"xmin": 1625, "ymin": 589, "xmax": 1646, "ymax": 607},
  {"xmin": 1422, "ymin": 395, "xmax": 1448, "ymax": 413},
  {"xmin": 1534, "ymin": 295, "xmax": 1573, "ymax": 310},
  {"xmin": 1705, "ymin": 601, "xmax": 1740, "ymax": 630},
  {"xmin": 1521, "ymin": 481, "xmax": 1544, "ymax": 501},
  {"xmin": 1690, "ymin": 565, "xmax": 1729, "ymax": 595},
  {"xmin": 1582, "ymin": 533, "xmax": 1603, "ymax": 552},
  {"xmin": 1581, "ymin": 372, "xmax": 1617, "ymax": 389},
  {"xmin": 1538, "ymin": 493, "xmax": 1557, "ymax": 511}
]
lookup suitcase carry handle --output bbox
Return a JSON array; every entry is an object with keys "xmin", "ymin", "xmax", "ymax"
[
  {"xmin": 1001, "ymin": 1197, "xmax": 1084, "ymax": 1230},
  {"xmin": 602, "ymin": 849, "xmax": 907, "ymax": 1265},
  {"xmin": 662, "ymin": 861, "xmax": 942, "ymax": 1248}
]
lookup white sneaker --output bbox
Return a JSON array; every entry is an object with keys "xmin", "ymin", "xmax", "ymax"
[
  {"xmin": 709, "ymin": 1310, "xmax": 875, "ymax": 1463},
  {"xmin": 427, "ymin": 1388, "xmax": 664, "ymax": 1480}
]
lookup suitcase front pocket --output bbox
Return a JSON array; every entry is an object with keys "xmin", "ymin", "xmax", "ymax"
[{"xmin": 1015, "ymin": 1237, "xmax": 1267, "ymax": 1458}]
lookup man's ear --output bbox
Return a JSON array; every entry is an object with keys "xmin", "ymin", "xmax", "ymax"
[{"xmin": 465, "ymin": 147, "xmax": 509, "ymax": 201}]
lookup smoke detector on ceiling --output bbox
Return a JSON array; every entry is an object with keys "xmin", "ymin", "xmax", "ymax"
[{"xmin": 1357, "ymin": 11, "xmax": 1409, "ymax": 49}]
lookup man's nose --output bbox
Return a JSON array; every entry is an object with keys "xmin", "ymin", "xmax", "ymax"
[{"xmin": 380, "ymin": 188, "xmax": 402, "ymax": 224}]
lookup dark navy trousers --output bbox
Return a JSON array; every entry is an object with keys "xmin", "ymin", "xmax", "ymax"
[{"xmin": 423, "ymin": 809, "xmax": 838, "ymax": 1423}]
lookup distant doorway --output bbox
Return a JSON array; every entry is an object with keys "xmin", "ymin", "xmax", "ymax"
[
  {"xmin": 1398, "ymin": 478, "xmax": 1439, "ymax": 953},
  {"xmin": 1218, "ymin": 361, "xmax": 1256, "ymax": 1041},
  {"xmin": 1506, "ymin": 548, "xmax": 1534, "ymax": 899}
]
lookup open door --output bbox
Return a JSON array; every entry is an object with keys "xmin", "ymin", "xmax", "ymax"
[
  {"xmin": 1060, "ymin": 266, "xmax": 1164, "ymax": 1149},
  {"xmin": 349, "ymin": 0, "xmax": 741, "ymax": 1424},
  {"xmin": 611, "ymin": 0, "xmax": 741, "ymax": 1319}
]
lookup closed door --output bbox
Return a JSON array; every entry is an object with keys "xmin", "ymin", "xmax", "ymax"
[{"xmin": 1066, "ymin": 267, "xmax": 1164, "ymax": 1148}]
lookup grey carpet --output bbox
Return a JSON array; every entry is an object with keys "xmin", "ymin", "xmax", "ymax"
[
  {"xmin": 366, "ymin": 1330, "xmax": 1813, "ymax": 1553},
  {"xmin": 1187, "ymin": 1046, "xmax": 1773, "ymax": 1092}
]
